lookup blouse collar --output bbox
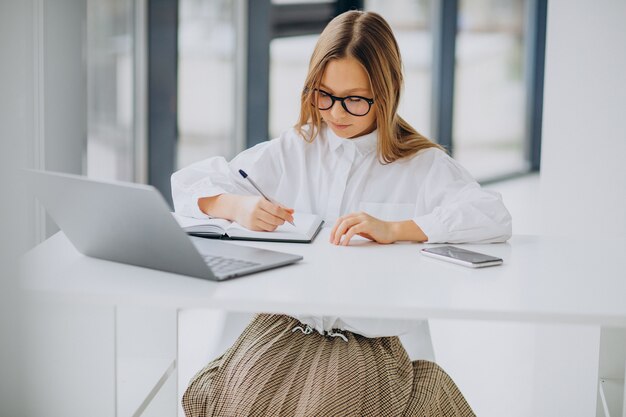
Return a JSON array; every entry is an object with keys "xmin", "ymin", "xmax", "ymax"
[{"xmin": 325, "ymin": 123, "xmax": 378, "ymax": 156}]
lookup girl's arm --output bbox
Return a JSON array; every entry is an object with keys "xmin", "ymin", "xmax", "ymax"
[
  {"xmin": 410, "ymin": 153, "xmax": 512, "ymax": 244},
  {"xmin": 171, "ymin": 136, "xmax": 293, "ymax": 230},
  {"xmin": 330, "ymin": 214, "xmax": 427, "ymax": 245},
  {"xmin": 331, "ymin": 150, "xmax": 512, "ymax": 245},
  {"xmin": 199, "ymin": 193, "xmax": 294, "ymax": 232},
  {"xmin": 390, "ymin": 219, "xmax": 429, "ymax": 242}
]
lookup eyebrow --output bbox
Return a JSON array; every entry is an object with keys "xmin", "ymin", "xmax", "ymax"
[{"xmin": 319, "ymin": 84, "xmax": 371, "ymax": 96}]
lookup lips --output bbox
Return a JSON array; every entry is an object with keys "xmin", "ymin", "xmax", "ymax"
[{"xmin": 330, "ymin": 121, "xmax": 351, "ymax": 130}]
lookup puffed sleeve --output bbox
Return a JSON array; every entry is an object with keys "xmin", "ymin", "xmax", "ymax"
[
  {"xmin": 412, "ymin": 149, "xmax": 512, "ymax": 243},
  {"xmin": 171, "ymin": 137, "xmax": 283, "ymax": 218}
]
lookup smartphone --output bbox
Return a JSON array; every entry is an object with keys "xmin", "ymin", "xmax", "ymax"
[{"xmin": 420, "ymin": 245, "xmax": 503, "ymax": 268}]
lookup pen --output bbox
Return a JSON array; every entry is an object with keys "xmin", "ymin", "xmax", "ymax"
[{"xmin": 238, "ymin": 169, "xmax": 296, "ymax": 227}]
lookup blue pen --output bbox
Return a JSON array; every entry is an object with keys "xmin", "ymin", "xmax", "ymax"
[{"xmin": 239, "ymin": 169, "xmax": 296, "ymax": 227}]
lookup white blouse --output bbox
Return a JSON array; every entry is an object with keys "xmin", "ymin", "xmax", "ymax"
[{"xmin": 171, "ymin": 124, "xmax": 512, "ymax": 337}]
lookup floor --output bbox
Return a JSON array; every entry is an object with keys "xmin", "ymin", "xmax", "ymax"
[{"xmin": 178, "ymin": 173, "xmax": 547, "ymax": 417}]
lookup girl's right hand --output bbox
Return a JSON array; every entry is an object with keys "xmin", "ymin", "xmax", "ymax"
[{"xmin": 234, "ymin": 195, "xmax": 295, "ymax": 232}]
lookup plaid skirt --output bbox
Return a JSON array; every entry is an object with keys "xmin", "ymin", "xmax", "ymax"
[{"xmin": 183, "ymin": 314, "xmax": 475, "ymax": 417}]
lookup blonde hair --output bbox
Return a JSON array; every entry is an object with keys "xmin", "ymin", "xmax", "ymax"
[{"xmin": 295, "ymin": 10, "xmax": 444, "ymax": 163}]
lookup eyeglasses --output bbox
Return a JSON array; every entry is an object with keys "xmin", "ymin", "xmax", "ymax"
[{"xmin": 312, "ymin": 89, "xmax": 374, "ymax": 117}]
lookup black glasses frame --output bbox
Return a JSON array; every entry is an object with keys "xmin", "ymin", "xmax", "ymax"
[{"xmin": 313, "ymin": 88, "xmax": 375, "ymax": 117}]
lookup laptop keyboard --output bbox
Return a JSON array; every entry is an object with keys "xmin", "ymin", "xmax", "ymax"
[{"xmin": 202, "ymin": 254, "xmax": 261, "ymax": 276}]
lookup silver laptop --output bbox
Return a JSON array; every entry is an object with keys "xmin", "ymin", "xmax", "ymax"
[{"xmin": 26, "ymin": 169, "xmax": 303, "ymax": 281}]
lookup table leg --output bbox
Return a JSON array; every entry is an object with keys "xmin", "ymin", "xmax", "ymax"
[
  {"xmin": 116, "ymin": 305, "xmax": 177, "ymax": 417},
  {"xmin": 596, "ymin": 328, "xmax": 626, "ymax": 417}
]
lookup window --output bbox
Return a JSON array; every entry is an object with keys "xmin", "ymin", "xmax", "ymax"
[
  {"xmin": 105, "ymin": 0, "xmax": 543, "ymax": 200},
  {"xmin": 453, "ymin": 0, "xmax": 529, "ymax": 180},
  {"xmin": 177, "ymin": 0, "xmax": 237, "ymax": 169},
  {"xmin": 86, "ymin": 0, "xmax": 137, "ymax": 181},
  {"xmin": 269, "ymin": 35, "xmax": 317, "ymax": 138},
  {"xmin": 366, "ymin": 0, "xmax": 433, "ymax": 137}
]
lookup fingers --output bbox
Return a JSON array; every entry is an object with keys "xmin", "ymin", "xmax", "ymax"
[
  {"xmin": 330, "ymin": 214, "xmax": 353, "ymax": 243},
  {"xmin": 329, "ymin": 216, "xmax": 342, "ymax": 243},
  {"xmin": 236, "ymin": 196, "xmax": 291, "ymax": 231},
  {"xmin": 248, "ymin": 198, "xmax": 294, "ymax": 231},
  {"xmin": 259, "ymin": 199, "xmax": 295, "ymax": 224},
  {"xmin": 340, "ymin": 222, "xmax": 368, "ymax": 246},
  {"xmin": 330, "ymin": 212, "xmax": 389, "ymax": 245},
  {"xmin": 250, "ymin": 217, "xmax": 278, "ymax": 232},
  {"xmin": 257, "ymin": 208, "xmax": 285, "ymax": 227},
  {"xmin": 329, "ymin": 213, "xmax": 358, "ymax": 242},
  {"xmin": 331, "ymin": 215, "xmax": 362, "ymax": 245}
]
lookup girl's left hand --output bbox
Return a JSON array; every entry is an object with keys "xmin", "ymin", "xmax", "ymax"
[{"xmin": 330, "ymin": 212, "xmax": 395, "ymax": 246}]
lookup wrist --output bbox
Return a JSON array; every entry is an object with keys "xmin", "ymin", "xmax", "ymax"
[
  {"xmin": 198, "ymin": 193, "xmax": 241, "ymax": 221},
  {"xmin": 389, "ymin": 221, "xmax": 404, "ymax": 243},
  {"xmin": 391, "ymin": 220, "xmax": 428, "ymax": 242},
  {"xmin": 220, "ymin": 194, "xmax": 245, "ymax": 222},
  {"xmin": 228, "ymin": 194, "xmax": 245, "ymax": 223}
]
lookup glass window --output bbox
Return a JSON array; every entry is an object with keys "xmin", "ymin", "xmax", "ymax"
[
  {"xmin": 272, "ymin": 0, "xmax": 333, "ymax": 3},
  {"xmin": 365, "ymin": 0, "xmax": 433, "ymax": 138},
  {"xmin": 453, "ymin": 0, "xmax": 528, "ymax": 180},
  {"xmin": 86, "ymin": 0, "xmax": 136, "ymax": 181},
  {"xmin": 177, "ymin": 0, "xmax": 237, "ymax": 169},
  {"xmin": 269, "ymin": 35, "xmax": 318, "ymax": 138}
]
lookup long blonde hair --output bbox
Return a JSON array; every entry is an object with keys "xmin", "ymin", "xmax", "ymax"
[{"xmin": 296, "ymin": 10, "xmax": 443, "ymax": 163}]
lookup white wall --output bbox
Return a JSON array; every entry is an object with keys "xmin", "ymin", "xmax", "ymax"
[
  {"xmin": 536, "ymin": 0, "xmax": 626, "ymax": 415},
  {"xmin": 0, "ymin": 1, "xmax": 34, "ymax": 414},
  {"xmin": 541, "ymin": 0, "xmax": 626, "ymax": 238}
]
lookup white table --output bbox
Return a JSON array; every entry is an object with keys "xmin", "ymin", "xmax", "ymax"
[
  {"xmin": 21, "ymin": 228, "xmax": 626, "ymax": 324},
  {"xmin": 20, "ymin": 228, "xmax": 626, "ymax": 417}
]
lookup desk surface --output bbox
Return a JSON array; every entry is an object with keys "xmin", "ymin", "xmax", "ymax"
[{"xmin": 20, "ymin": 228, "xmax": 626, "ymax": 326}]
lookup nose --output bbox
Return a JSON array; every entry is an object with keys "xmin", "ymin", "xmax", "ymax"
[{"xmin": 329, "ymin": 100, "xmax": 348, "ymax": 120}]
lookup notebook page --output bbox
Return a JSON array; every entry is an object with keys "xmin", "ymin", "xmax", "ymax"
[
  {"xmin": 171, "ymin": 212, "xmax": 232, "ymax": 234},
  {"xmin": 226, "ymin": 212, "xmax": 322, "ymax": 240}
]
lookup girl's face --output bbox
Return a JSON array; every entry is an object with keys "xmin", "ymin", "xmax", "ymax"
[{"xmin": 319, "ymin": 57, "xmax": 377, "ymax": 139}]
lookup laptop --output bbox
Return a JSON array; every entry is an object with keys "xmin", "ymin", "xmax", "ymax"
[{"xmin": 26, "ymin": 169, "xmax": 303, "ymax": 281}]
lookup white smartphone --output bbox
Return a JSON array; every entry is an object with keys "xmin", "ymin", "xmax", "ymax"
[{"xmin": 420, "ymin": 245, "xmax": 503, "ymax": 268}]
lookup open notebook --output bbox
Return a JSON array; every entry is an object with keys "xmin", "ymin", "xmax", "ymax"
[{"xmin": 172, "ymin": 212, "xmax": 324, "ymax": 243}]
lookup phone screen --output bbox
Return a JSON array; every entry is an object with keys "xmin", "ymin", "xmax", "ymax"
[{"xmin": 422, "ymin": 246, "xmax": 502, "ymax": 263}]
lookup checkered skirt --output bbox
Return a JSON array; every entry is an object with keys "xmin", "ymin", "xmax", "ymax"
[{"xmin": 183, "ymin": 314, "xmax": 475, "ymax": 417}]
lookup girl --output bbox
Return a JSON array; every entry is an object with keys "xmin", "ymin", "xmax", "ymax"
[{"xmin": 173, "ymin": 10, "xmax": 511, "ymax": 417}]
